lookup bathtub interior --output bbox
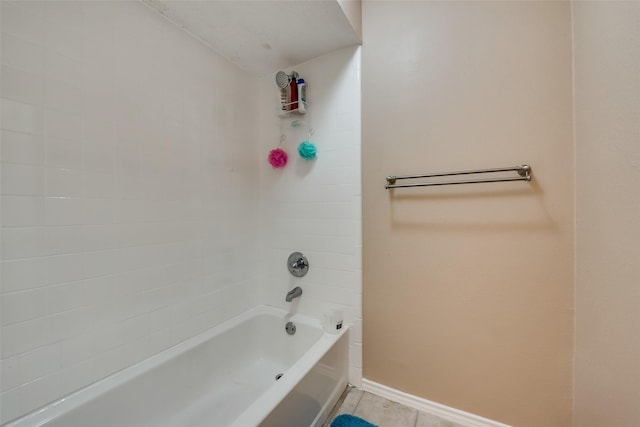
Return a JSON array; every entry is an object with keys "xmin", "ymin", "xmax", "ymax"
[
  {"xmin": 7, "ymin": 308, "xmax": 341, "ymax": 427},
  {"xmin": 259, "ymin": 332, "xmax": 349, "ymax": 427}
]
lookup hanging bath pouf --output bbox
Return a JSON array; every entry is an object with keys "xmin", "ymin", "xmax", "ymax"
[
  {"xmin": 268, "ymin": 148, "xmax": 288, "ymax": 168},
  {"xmin": 298, "ymin": 141, "xmax": 317, "ymax": 160}
]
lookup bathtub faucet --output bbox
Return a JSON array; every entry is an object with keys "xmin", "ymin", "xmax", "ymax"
[{"xmin": 286, "ymin": 287, "xmax": 303, "ymax": 302}]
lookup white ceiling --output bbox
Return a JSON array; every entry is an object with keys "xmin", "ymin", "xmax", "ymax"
[{"xmin": 142, "ymin": 0, "xmax": 362, "ymax": 75}]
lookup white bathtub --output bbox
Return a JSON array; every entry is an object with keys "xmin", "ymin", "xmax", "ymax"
[{"xmin": 6, "ymin": 306, "xmax": 349, "ymax": 427}]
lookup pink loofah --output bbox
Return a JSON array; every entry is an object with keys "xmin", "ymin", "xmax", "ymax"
[{"xmin": 268, "ymin": 148, "xmax": 288, "ymax": 168}]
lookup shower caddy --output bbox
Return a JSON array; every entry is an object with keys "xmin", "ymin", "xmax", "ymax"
[{"xmin": 276, "ymin": 70, "xmax": 307, "ymax": 115}]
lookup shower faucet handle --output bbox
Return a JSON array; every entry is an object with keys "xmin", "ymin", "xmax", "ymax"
[
  {"xmin": 287, "ymin": 252, "xmax": 309, "ymax": 277},
  {"xmin": 290, "ymin": 257, "xmax": 307, "ymax": 269}
]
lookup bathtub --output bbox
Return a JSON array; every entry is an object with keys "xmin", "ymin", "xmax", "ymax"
[{"xmin": 6, "ymin": 305, "xmax": 349, "ymax": 427}]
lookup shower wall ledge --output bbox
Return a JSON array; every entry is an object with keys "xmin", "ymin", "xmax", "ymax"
[{"xmin": 142, "ymin": 0, "xmax": 362, "ymax": 75}]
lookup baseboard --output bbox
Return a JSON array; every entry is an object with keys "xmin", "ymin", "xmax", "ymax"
[{"xmin": 361, "ymin": 379, "xmax": 512, "ymax": 427}]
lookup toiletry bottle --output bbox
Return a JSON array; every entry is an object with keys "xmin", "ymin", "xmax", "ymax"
[
  {"xmin": 281, "ymin": 87, "xmax": 289, "ymax": 111},
  {"xmin": 297, "ymin": 78, "xmax": 306, "ymax": 113},
  {"xmin": 290, "ymin": 76, "xmax": 298, "ymax": 111}
]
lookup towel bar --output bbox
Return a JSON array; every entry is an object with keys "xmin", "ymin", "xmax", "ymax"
[{"xmin": 385, "ymin": 165, "xmax": 531, "ymax": 189}]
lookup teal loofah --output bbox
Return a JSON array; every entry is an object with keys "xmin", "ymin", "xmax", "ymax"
[{"xmin": 298, "ymin": 141, "xmax": 317, "ymax": 159}]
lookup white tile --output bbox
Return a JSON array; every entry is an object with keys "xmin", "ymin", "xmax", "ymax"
[
  {"xmin": 46, "ymin": 307, "xmax": 92, "ymax": 344},
  {"xmin": 142, "ymin": 328, "xmax": 174, "ymax": 357},
  {"xmin": 46, "ymin": 280, "xmax": 89, "ymax": 315},
  {"xmin": 3, "ymin": 1, "xmax": 46, "ymax": 17},
  {"xmin": 46, "ymin": 138, "xmax": 82, "ymax": 169},
  {"xmin": 1, "ymin": 317, "xmax": 47, "ymax": 358},
  {"xmin": 19, "ymin": 372, "xmax": 62, "ymax": 416},
  {"xmin": 119, "ymin": 314, "xmax": 151, "ymax": 343},
  {"xmin": 19, "ymin": 345, "xmax": 62, "ymax": 384},
  {"xmin": 91, "ymin": 322, "xmax": 125, "ymax": 354},
  {"xmin": 0, "ymin": 0, "xmax": 319, "ymax": 422},
  {"xmin": 1, "ymin": 288, "xmax": 48, "ymax": 325},
  {"xmin": 43, "ymin": 225, "xmax": 84, "ymax": 256},
  {"xmin": 57, "ymin": 359, "xmax": 95, "ymax": 397},
  {"xmin": 82, "ymin": 90, "xmax": 116, "ymax": 123},
  {"xmin": 0, "ymin": 2, "xmax": 44, "ymax": 44},
  {"xmin": 82, "ymin": 225, "xmax": 117, "ymax": 251},
  {"xmin": 47, "ymin": 253, "xmax": 83, "ymax": 285},
  {"xmin": 83, "ymin": 274, "xmax": 116, "ymax": 300},
  {"xmin": 114, "ymin": 137, "xmax": 141, "ymax": 176},
  {"xmin": 351, "ymin": 317, "xmax": 363, "ymax": 343},
  {"xmin": 0, "ymin": 258, "xmax": 48, "ymax": 293},
  {"xmin": 82, "ymin": 198, "xmax": 115, "ymax": 225},
  {"xmin": 82, "ymin": 249, "xmax": 117, "ymax": 278},
  {"xmin": 92, "ymin": 345, "xmax": 126, "ymax": 379},
  {"xmin": 82, "ymin": 119, "xmax": 114, "ymax": 172},
  {"xmin": 45, "ymin": 197, "xmax": 83, "ymax": 226},
  {"xmin": 1, "ymin": 163, "xmax": 45, "ymax": 196},
  {"xmin": 0, "ymin": 356, "xmax": 21, "ymax": 392},
  {"xmin": 45, "ymin": 108, "xmax": 82, "ymax": 143},
  {"xmin": 353, "ymin": 290, "xmax": 363, "ymax": 317},
  {"xmin": 45, "ymin": 168, "xmax": 83, "ymax": 197},
  {"xmin": 91, "ymin": 299, "xmax": 121, "ymax": 328},
  {"xmin": 348, "ymin": 367, "xmax": 362, "ymax": 387},
  {"xmin": 0, "ymin": 388, "xmax": 22, "ymax": 424},
  {"xmin": 44, "ymin": 48, "xmax": 82, "ymax": 85},
  {"xmin": 41, "ymin": 0, "xmax": 84, "ymax": 25},
  {"xmin": 45, "ymin": 78, "xmax": 83, "ymax": 114},
  {"xmin": 44, "ymin": 14, "xmax": 84, "ymax": 60},
  {"xmin": 1, "ymin": 33, "xmax": 44, "ymax": 75},
  {"xmin": 1, "ymin": 196, "xmax": 45, "ymax": 227},
  {"xmin": 146, "ymin": 305, "xmax": 176, "ymax": 334},
  {"xmin": 1, "ymin": 66, "xmax": 44, "ymax": 105},
  {"xmin": 349, "ymin": 342, "xmax": 362, "ymax": 369},
  {"xmin": 115, "ymin": 199, "xmax": 148, "ymax": 224},
  {"xmin": 81, "ymin": 2, "xmax": 117, "ymax": 42},
  {"xmin": 82, "ymin": 53, "xmax": 115, "ymax": 93},
  {"xmin": 1, "ymin": 130, "xmax": 45, "ymax": 165},
  {"xmin": 82, "ymin": 142, "xmax": 115, "ymax": 174},
  {"xmin": 82, "ymin": 171, "xmax": 115, "ymax": 199},
  {"xmin": 116, "ymin": 223, "xmax": 155, "ymax": 248},
  {"xmin": 1, "ymin": 98, "xmax": 44, "ymax": 134},
  {"xmin": 0, "ymin": 227, "xmax": 46, "ymax": 260},
  {"xmin": 58, "ymin": 332, "xmax": 95, "ymax": 367}
]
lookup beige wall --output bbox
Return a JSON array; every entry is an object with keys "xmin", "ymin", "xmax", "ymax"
[
  {"xmin": 573, "ymin": 2, "xmax": 640, "ymax": 426},
  {"xmin": 362, "ymin": 2, "xmax": 574, "ymax": 426}
]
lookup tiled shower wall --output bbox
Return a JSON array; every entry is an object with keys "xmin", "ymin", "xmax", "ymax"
[
  {"xmin": 257, "ymin": 47, "xmax": 363, "ymax": 385},
  {"xmin": 0, "ymin": 1, "xmax": 260, "ymax": 422}
]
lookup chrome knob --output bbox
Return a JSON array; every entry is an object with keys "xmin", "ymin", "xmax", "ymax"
[{"xmin": 287, "ymin": 252, "xmax": 309, "ymax": 277}]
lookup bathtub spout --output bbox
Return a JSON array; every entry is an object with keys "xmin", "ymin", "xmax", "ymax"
[{"xmin": 286, "ymin": 287, "xmax": 303, "ymax": 302}]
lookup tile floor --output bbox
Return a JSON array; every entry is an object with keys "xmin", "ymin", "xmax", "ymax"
[{"xmin": 324, "ymin": 387, "xmax": 466, "ymax": 427}]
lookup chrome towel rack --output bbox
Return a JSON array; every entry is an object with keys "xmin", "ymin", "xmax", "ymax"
[{"xmin": 385, "ymin": 165, "xmax": 531, "ymax": 189}]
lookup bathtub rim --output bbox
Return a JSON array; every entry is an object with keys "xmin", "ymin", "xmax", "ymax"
[{"xmin": 5, "ymin": 305, "xmax": 348, "ymax": 427}]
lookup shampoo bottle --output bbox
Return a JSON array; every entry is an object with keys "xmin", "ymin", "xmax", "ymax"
[
  {"xmin": 297, "ymin": 78, "xmax": 306, "ymax": 113},
  {"xmin": 290, "ymin": 76, "xmax": 298, "ymax": 111}
]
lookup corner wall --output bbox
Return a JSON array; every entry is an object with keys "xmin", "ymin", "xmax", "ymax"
[
  {"xmin": 573, "ymin": 2, "xmax": 640, "ymax": 426},
  {"xmin": 362, "ymin": 2, "xmax": 574, "ymax": 426},
  {"xmin": 258, "ymin": 46, "xmax": 363, "ymax": 385},
  {"xmin": 0, "ymin": 2, "xmax": 259, "ymax": 422}
]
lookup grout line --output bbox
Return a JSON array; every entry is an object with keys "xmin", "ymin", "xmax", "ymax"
[
  {"xmin": 322, "ymin": 385, "xmax": 352, "ymax": 427},
  {"xmin": 351, "ymin": 388, "xmax": 365, "ymax": 414}
]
